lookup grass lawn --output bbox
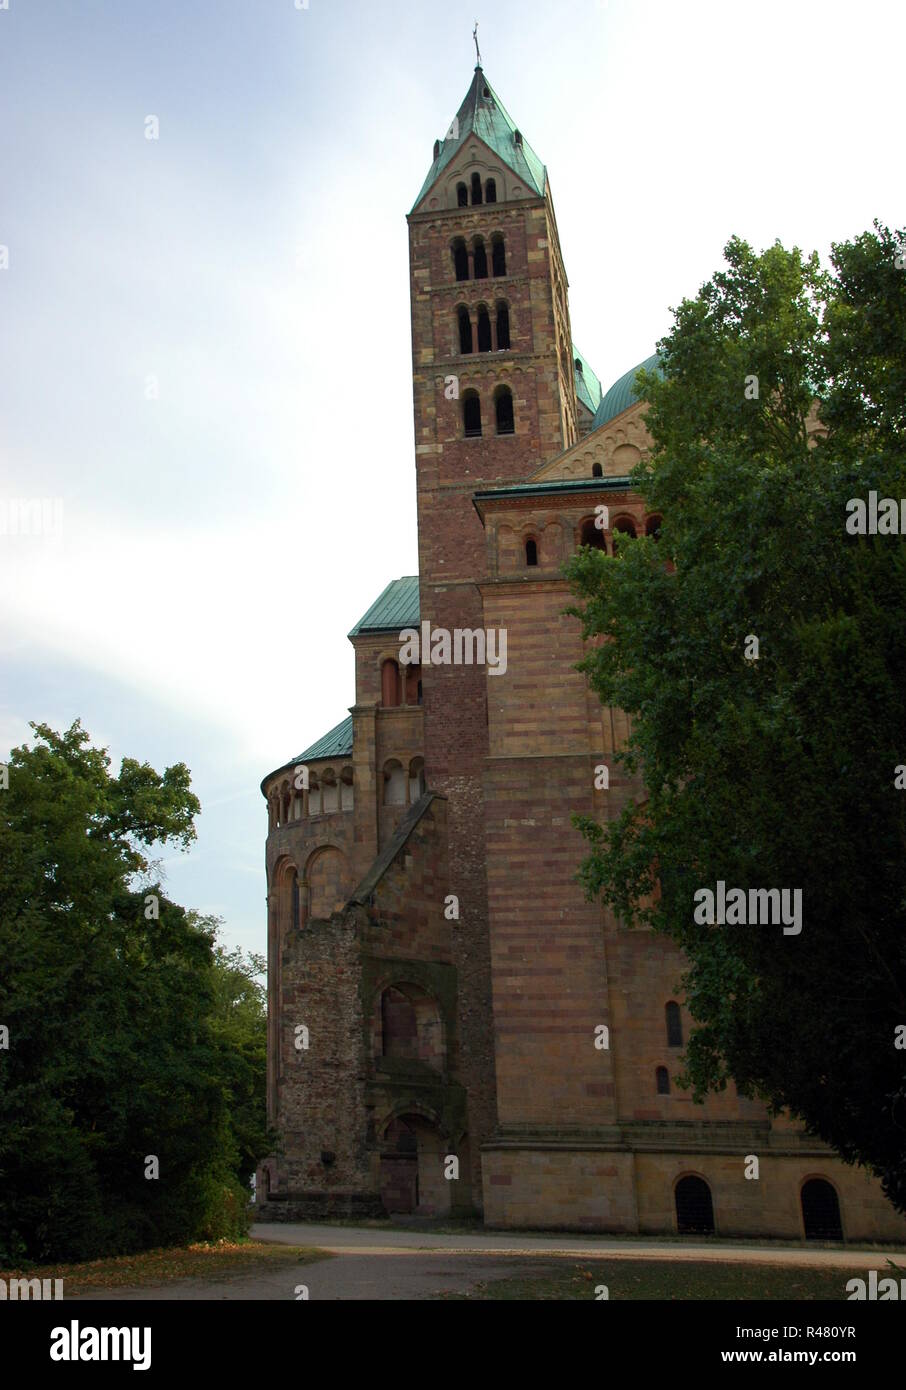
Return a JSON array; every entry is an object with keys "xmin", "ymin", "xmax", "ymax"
[
  {"xmin": 442, "ymin": 1257, "xmax": 869, "ymax": 1300},
  {"xmin": 0, "ymin": 1240, "xmax": 332, "ymax": 1296}
]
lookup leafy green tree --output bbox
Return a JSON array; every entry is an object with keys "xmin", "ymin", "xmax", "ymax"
[
  {"xmin": 0, "ymin": 721, "xmax": 268, "ymax": 1261},
  {"xmin": 565, "ymin": 224, "xmax": 906, "ymax": 1213},
  {"xmin": 198, "ymin": 918, "xmax": 270, "ymax": 1190}
]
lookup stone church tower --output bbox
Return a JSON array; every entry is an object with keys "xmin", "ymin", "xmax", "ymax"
[
  {"xmin": 409, "ymin": 66, "xmax": 582, "ymax": 1207},
  {"xmin": 255, "ymin": 65, "xmax": 906, "ymax": 1242}
]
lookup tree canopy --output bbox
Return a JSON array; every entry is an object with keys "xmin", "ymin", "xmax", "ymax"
[
  {"xmin": 565, "ymin": 222, "xmax": 906, "ymax": 1212},
  {"xmin": 0, "ymin": 720, "xmax": 270, "ymax": 1262}
]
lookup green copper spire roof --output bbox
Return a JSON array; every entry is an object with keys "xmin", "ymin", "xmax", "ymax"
[
  {"xmin": 573, "ymin": 344, "xmax": 603, "ymax": 416},
  {"xmin": 412, "ymin": 67, "xmax": 547, "ymax": 212},
  {"xmin": 593, "ymin": 353, "xmax": 663, "ymax": 429}
]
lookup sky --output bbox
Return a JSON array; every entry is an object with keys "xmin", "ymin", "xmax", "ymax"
[{"xmin": 1, "ymin": 0, "xmax": 903, "ymax": 961}]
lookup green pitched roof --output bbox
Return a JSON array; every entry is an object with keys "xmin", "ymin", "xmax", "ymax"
[
  {"xmin": 347, "ymin": 576, "xmax": 420, "ymax": 638},
  {"xmin": 295, "ymin": 716, "xmax": 353, "ymax": 763},
  {"xmin": 593, "ymin": 353, "xmax": 663, "ymax": 429},
  {"xmin": 263, "ymin": 577, "xmax": 420, "ymax": 790},
  {"xmin": 473, "ymin": 476, "xmax": 633, "ymax": 511},
  {"xmin": 412, "ymin": 66, "xmax": 547, "ymax": 211},
  {"xmin": 573, "ymin": 344, "xmax": 602, "ymax": 416}
]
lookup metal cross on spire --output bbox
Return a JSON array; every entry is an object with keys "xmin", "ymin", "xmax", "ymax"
[{"xmin": 473, "ymin": 20, "xmax": 482, "ymax": 68}]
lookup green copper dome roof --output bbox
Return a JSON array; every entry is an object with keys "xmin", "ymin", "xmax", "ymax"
[
  {"xmin": 593, "ymin": 353, "xmax": 663, "ymax": 429},
  {"xmin": 412, "ymin": 67, "xmax": 547, "ymax": 211},
  {"xmin": 259, "ymin": 715, "xmax": 354, "ymax": 791}
]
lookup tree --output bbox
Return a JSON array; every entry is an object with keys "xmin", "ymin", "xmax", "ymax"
[
  {"xmin": 0, "ymin": 721, "xmax": 269, "ymax": 1261},
  {"xmin": 564, "ymin": 224, "xmax": 906, "ymax": 1212},
  {"xmin": 202, "ymin": 923, "xmax": 270, "ymax": 1190}
]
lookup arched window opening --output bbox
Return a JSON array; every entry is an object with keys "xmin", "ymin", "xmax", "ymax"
[
  {"xmin": 613, "ymin": 516, "xmax": 637, "ymax": 541},
  {"xmin": 494, "ymin": 385, "xmax": 514, "ymax": 435},
  {"xmin": 340, "ymin": 766, "xmax": 354, "ymax": 811},
  {"xmin": 646, "ymin": 514, "xmax": 663, "ymax": 539},
  {"xmin": 383, "ymin": 759, "xmax": 407, "ymax": 807},
  {"xmin": 666, "ymin": 1001, "xmax": 683, "ymax": 1047},
  {"xmin": 676, "ymin": 1176, "xmax": 715, "ymax": 1234},
  {"xmin": 408, "ymin": 757, "xmax": 426, "ymax": 803},
  {"xmin": 525, "ymin": 537, "xmax": 538, "ymax": 567},
  {"xmin": 458, "ymin": 306, "xmax": 472, "ymax": 354},
  {"xmin": 456, "ymin": 182, "xmax": 468, "ymax": 208},
  {"xmin": 656, "ymin": 1066, "xmax": 670, "ymax": 1095},
  {"xmin": 496, "ymin": 302, "xmax": 510, "ymax": 350},
  {"xmin": 485, "ymin": 178, "xmax": 497, "ymax": 203},
  {"xmin": 282, "ymin": 865, "xmax": 300, "ymax": 933},
  {"xmin": 308, "ymin": 774, "xmax": 321, "ymax": 816},
  {"xmin": 404, "ymin": 662, "xmax": 421, "ymax": 706},
  {"xmin": 321, "ymin": 767, "xmax": 339, "ymax": 814},
  {"xmin": 491, "ymin": 234, "xmax": 506, "ymax": 277},
  {"xmin": 417, "ymin": 679, "xmax": 423, "ymax": 704},
  {"xmin": 281, "ymin": 782, "xmax": 291, "ymax": 825},
  {"xmin": 381, "ymin": 658, "xmax": 402, "ymax": 707},
  {"xmin": 473, "ymin": 237, "xmax": 488, "ymax": 279},
  {"xmin": 477, "ymin": 305, "xmax": 492, "ymax": 353},
  {"xmin": 580, "ymin": 517, "xmax": 606, "ymax": 551},
  {"xmin": 463, "ymin": 390, "xmax": 482, "ymax": 438},
  {"xmin": 592, "ymin": 462, "xmax": 603, "ymax": 477},
  {"xmin": 452, "ymin": 238, "xmax": 469, "ymax": 282},
  {"xmin": 801, "ymin": 1179, "xmax": 843, "ymax": 1240},
  {"xmin": 378, "ymin": 984, "xmax": 444, "ymax": 1070},
  {"xmin": 308, "ymin": 845, "xmax": 350, "ymax": 919},
  {"xmin": 382, "ymin": 988, "xmax": 417, "ymax": 1057},
  {"xmin": 470, "ymin": 172, "xmax": 483, "ymax": 206}
]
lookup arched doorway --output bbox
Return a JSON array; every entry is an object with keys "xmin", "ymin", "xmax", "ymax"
[
  {"xmin": 801, "ymin": 1178, "xmax": 843, "ymax": 1240},
  {"xmin": 675, "ymin": 1175, "xmax": 715, "ymax": 1234},
  {"xmin": 379, "ymin": 1112, "xmax": 450, "ymax": 1216},
  {"xmin": 381, "ymin": 1115, "xmax": 419, "ymax": 1214}
]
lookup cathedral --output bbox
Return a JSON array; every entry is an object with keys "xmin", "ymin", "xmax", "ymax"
[{"xmin": 255, "ymin": 64, "xmax": 906, "ymax": 1241}]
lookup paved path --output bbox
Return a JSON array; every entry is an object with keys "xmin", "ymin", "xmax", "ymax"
[
  {"xmin": 70, "ymin": 1252, "xmax": 553, "ymax": 1301},
  {"xmin": 252, "ymin": 1221, "xmax": 906, "ymax": 1270},
  {"xmin": 66, "ymin": 1223, "xmax": 906, "ymax": 1300}
]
